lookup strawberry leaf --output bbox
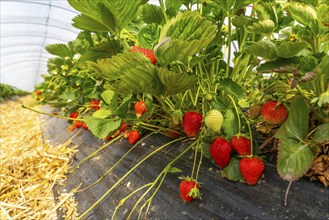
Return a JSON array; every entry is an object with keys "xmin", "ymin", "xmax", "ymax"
[
  {"xmin": 85, "ymin": 116, "xmax": 122, "ymax": 139},
  {"xmin": 287, "ymin": 3, "xmax": 317, "ymax": 28},
  {"xmin": 276, "ymin": 96, "xmax": 310, "ymax": 141},
  {"xmin": 244, "ymin": 40, "xmax": 277, "ymax": 60},
  {"xmin": 72, "ymin": 14, "xmax": 109, "ymax": 32},
  {"xmin": 138, "ymin": 4, "xmax": 165, "ymax": 25},
  {"xmin": 115, "ymin": 95, "xmax": 132, "ymax": 118},
  {"xmin": 245, "ymin": 19, "xmax": 276, "ymax": 35},
  {"xmin": 220, "ymin": 157, "xmax": 243, "ymax": 182},
  {"xmin": 167, "ymin": 167, "xmax": 182, "ymax": 174},
  {"xmin": 222, "ymin": 108, "xmax": 239, "ymax": 139},
  {"xmin": 254, "ymin": 2, "xmax": 278, "ymax": 25},
  {"xmin": 232, "ymin": 16, "xmax": 251, "ymax": 28},
  {"xmin": 68, "ymin": 0, "xmax": 145, "ymax": 34},
  {"xmin": 157, "ymin": 68, "xmax": 197, "ymax": 96},
  {"xmin": 89, "ymin": 52, "xmax": 163, "ymax": 96},
  {"xmin": 45, "ymin": 44, "xmax": 72, "ymax": 58},
  {"xmin": 101, "ymin": 90, "xmax": 117, "ymax": 109},
  {"xmin": 277, "ymin": 42, "xmax": 308, "ymax": 58},
  {"xmin": 92, "ymin": 109, "xmax": 113, "ymax": 119},
  {"xmin": 217, "ymin": 0, "xmax": 261, "ymax": 14},
  {"xmin": 218, "ymin": 78, "xmax": 244, "ymax": 100},
  {"xmin": 154, "ymin": 11, "xmax": 216, "ymax": 65},
  {"xmin": 137, "ymin": 24, "xmax": 161, "ymax": 49},
  {"xmin": 318, "ymin": 55, "xmax": 329, "ymax": 85},
  {"xmin": 79, "ymin": 40, "xmax": 121, "ymax": 64},
  {"xmin": 313, "ymin": 123, "xmax": 329, "ymax": 143},
  {"xmin": 318, "ymin": 3, "xmax": 329, "ymax": 27},
  {"xmin": 275, "ymin": 96, "xmax": 314, "ymax": 181},
  {"xmin": 277, "ymin": 136, "xmax": 314, "ymax": 181},
  {"xmin": 257, "ymin": 58, "xmax": 300, "ymax": 73}
]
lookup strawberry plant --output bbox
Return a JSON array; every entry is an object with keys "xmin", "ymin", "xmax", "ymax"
[{"xmin": 29, "ymin": 0, "xmax": 329, "ymax": 218}]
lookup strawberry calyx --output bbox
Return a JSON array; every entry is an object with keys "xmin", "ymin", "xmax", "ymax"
[{"xmin": 187, "ymin": 185, "xmax": 201, "ymax": 200}]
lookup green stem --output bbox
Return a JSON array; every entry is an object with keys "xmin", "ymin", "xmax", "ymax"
[
  {"xmin": 112, "ymin": 183, "xmax": 152, "ymax": 220},
  {"xmin": 159, "ymin": 0, "xmax": 168, "ymax": 23},
  {"xmin": 243, "ymin": 115, "xmax": 254, "ymax": 156},
  {"xmin": 179, "ymin": 91, "xmax": 189, "ymax": 109},
  {"xmin": 22, "ymin": 105, "xmax": 84, "ymax": 121},
  {"xmin": 155, "ymin": 96, "xmax": 172, "ymax": 115},
  {"xmin": 76, "ymin": 133, "xmax": 156, "ymax": 192},
  {"xmin": 191, "ymin": 140, "xmax": 199, "ymax": 179},
  {"xmin": 76, "ymin": 137, "xmax": 186, "ymax": 220},
  {"xmin": 128, "ymin": 172, "xmax": 168, "ymax": 219},
  {"xmin": 164, "ymin": 97, "xmax": 175, "ymax": 111},
  {"xmin": 228, "ymin": 95, "xmax": 241, "ymax": 134},
  {"xmin": 195, "ymin": 137, "xmax": 203, "ymax": 182},
  {"xmin": 193, "ymin": 86, "xmax": 202, "ymax": 107},
  {"xmin": 137, "ymin": 122, "xmax": 184, "ymax": 135},
  {"xmin": 139, "ymin": 172, "xmax": 168, "ymax": 219},
  {"xmin": 225, "ymin": 9, "xmax": 232, "ymax": 78},
  {"xmin": 125, "ymin": 141, "xmax": 194, "ymax": 219}
]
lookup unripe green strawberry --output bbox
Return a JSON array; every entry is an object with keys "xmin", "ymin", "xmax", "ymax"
[
  {"xmin": 239, "ymin": 157, "xmax": 265, "ymax": 185},
  {"xmin": 204, "ymin": 93, "xmax": 213, "ymax": 101},
  {"xmin": 248, "ymin": 104, "xmax": 262, "ymax": 119},
  {"xmin": 205, "ymin": 109, "xmax": 223, "ymax": 133}
]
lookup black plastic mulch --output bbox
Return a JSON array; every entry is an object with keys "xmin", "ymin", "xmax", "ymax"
[{"xmin": 42, "ymin": 107, "xmax": 329, "ymax": 220}]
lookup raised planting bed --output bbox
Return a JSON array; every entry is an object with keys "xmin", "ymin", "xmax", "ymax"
[{"xmin": 42, "ymin": 107, "xmax": 329, "ymax": 220}]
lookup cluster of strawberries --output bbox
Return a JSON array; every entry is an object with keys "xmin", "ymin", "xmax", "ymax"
[{"xmin": 179, "ymin": 100, "xmax": 288, "ymax": 202}]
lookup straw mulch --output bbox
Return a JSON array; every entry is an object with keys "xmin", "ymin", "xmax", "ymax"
[{"xmin": 0, "ymin": 96, "xmax": 78, "ymax": 219}]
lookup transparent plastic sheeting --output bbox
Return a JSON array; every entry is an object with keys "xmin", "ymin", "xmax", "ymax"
[{"xmin": 0, "ymin": 0, "xmax": 80, "ymax": 91}]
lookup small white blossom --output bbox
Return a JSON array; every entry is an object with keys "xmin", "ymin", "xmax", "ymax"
[{"xmin": 278, "ymin": 27, "xmax": 292, "ymax": 40}]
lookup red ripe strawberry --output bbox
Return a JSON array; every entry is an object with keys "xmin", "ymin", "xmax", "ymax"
[
  {"xmin": 35, "ymin": 90, "xmax": 42, "ymax": 95},
  {"xmin": 209, "ymin": 137, "xmax": 232, "ymax": 168},
  {"xmin": 90, "ymin": 99, "xmax": 101, "ymax": 110},
  {"xmin": 69, "ymin": 111, "xmax": 78, "ymax": 119},
  {"xmin": 81, "ymin": 122, "xmax": 88, "ymax": 130},
  {"xmin": 73, "ymin": 120, "xmax": 83, "ymax": 129},
  {"xmin": 179, "ymin": 178, "xmax": 200, "ymax": 202},
  {"xmin": 261, "ymin": 101, "xmax": 288, "ymax": 124},
  {"xmin": 130, "ymin": 46, "xmax": 156, "ymax": 65},
  {"xmin": 167, "ymin": 130, "xmax": 181, "ymax": 139},
  {"xmin": 182, "ymin": 111, "xmax": 203, "ymax": 137},
  {"xmin": 134, "ymin": 100, "xmax": 147, "ymax": 118},
  {"xmin": 128, "ymin": 130, "xmax": 140, "ymax": 144},
  {"xmin": 231, "ymin": 135, "xmax": 251, "ymax": 156},
  {"xmin": 120, "ymin": 122, "xmax": 127, "ymax": 132},
  {"xmin": 239, "ymin": 157, "xmax": 265, "ymax": 185}
]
